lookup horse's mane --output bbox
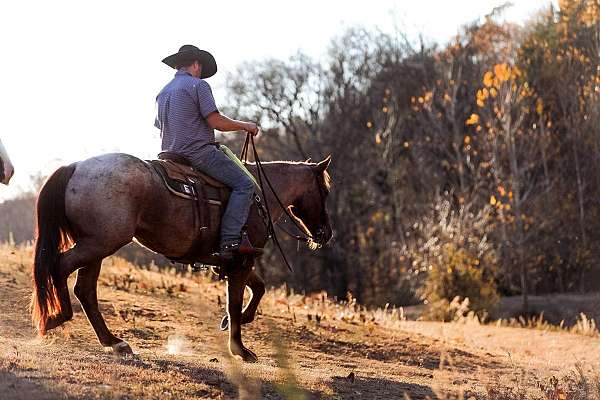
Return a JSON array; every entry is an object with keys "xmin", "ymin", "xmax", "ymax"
[
  {"xmin": 246, "ymin": 160, "xmax": 331, "ymax": 192},
  {"xmin": 248, "ymin": 160, "xmax": 312, "ymax": 166}
]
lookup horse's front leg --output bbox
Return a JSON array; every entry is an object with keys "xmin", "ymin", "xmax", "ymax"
[
  {"xmin": 226, "ymin": 259, "xmax": 257, "ymax": 362},
  {"xmin": 220, "ymin": 263, "xmax": 265, "ymax": 331}
]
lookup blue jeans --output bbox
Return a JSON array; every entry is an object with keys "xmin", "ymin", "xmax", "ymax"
[{"xmin": 191, "ymin": 147, "xmax": 254, "ymax": 245}]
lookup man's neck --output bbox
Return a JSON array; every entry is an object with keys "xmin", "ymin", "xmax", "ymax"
[{"xmin": 181, "ymin": 67, "xmax": 200, "ymax": 78}]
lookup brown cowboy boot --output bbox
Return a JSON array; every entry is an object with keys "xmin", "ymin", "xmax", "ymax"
[
  {"xmin": 219, "ymin": 240, "xmax": 241, "ymax": 262},
  {"xmin": 238, "ymin": 230, "xmax": 256, "ymax": 254},
  {"xmin": 220, "ymin": 230, "xmax": 257, "ymax": 261}
]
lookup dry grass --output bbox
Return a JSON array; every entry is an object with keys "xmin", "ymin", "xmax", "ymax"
[
  {"xmin": 274, "ymin": 286, "xmax": 599, "ymax": 340},
  {"xmin": 492, "ymin": 311, "xmax": 599, "ymax": 338},
  {"xmin": 1, "ymin": 243, "xmax": 599, "ymax": 399}
]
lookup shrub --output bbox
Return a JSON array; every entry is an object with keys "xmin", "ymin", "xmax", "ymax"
[
  {"xmin": 408, "ymin": 200, "xmax": 500, "ymax": 321},
  {"xmin": 419, "ymin": 243, "xmax": 499, "ymax": 321}
]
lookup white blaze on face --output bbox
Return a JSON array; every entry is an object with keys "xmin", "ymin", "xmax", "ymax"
[{"xmin": 0, "ymin": 138, "xmax": 14, "ymax": 185}]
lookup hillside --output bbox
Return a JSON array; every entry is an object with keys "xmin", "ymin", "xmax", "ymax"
[{"xmin": 1, "ymin": 244, "xmax": 599, "ymax": 399}]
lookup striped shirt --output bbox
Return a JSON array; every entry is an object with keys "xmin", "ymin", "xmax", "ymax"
[{"xmin": 155, "ymin": 70, "xmax": 219, "ymax": 163}]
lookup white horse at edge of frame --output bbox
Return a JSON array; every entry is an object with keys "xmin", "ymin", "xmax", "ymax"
[{"xmin": 0, "ymin": 138, "xmax": 14, "ymax": 185}]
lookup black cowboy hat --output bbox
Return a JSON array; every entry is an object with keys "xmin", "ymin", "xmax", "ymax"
[{"xmin": 162, "ymin": 45, "xmax": 217, "ymax": 79}]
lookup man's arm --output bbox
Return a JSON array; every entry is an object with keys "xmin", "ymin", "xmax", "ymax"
[
  {"xmin": 206, "ymin": 112, "xmax": 259, "ymax": 136},
  {"xmin": 196, "ymin": 80, "xmax": 259, "ymax": 136}
]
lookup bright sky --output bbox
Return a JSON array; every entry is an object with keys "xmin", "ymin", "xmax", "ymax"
[{"xmin": 0, "ymin": 0, "xmax": 556, "ymax": 201}]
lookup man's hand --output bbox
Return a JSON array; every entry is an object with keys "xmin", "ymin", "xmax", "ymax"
[{"xmin": 244, "ymin": 122, "xmax": 260, "ymax": 136}]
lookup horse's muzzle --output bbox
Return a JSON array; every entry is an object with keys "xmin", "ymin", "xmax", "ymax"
[{"xmin": 315, "ymin": 226, "xmax": 333, "ymax": 247}]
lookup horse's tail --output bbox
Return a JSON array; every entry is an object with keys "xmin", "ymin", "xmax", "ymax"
[{"xmin": 31, "ymin": 164, "xmax": 76, "ymax": 335}]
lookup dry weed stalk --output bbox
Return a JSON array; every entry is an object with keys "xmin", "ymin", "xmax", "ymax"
[{"xmin": 265, "ymin": 287, "xmax": 407, "ymax": 331}]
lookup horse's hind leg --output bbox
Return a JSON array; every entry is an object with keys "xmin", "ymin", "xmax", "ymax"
[
  {"xmin": 43, "ymin": 280, "xmax": 73, "ymax": 331},
  {"xmin": 44, "ymin": 238, "xmax": 132, "ymax": 352},
  {"xmin": 44, "ymin": 240, "xmax": 106, "ymax": 331},
  {"xmin": 74, "ymin": 259, "xmax": 133, "ymax": 354},
  {"xmin": 45, "ymin": 239, "xmax": 118, "ymax": 330}
]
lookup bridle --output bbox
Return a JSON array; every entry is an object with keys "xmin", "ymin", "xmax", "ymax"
[
  {"xmin": 279, "ymin": 168, "xmax": 329, "ymax": 247},
  {"xmin": 240, "ymin": 133, "xmax": 329, "ymax": 271}
]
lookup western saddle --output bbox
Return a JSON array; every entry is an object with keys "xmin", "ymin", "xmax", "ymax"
[{"xmin": 148, "ymin": 152, "xmax": 233, "ymax": 266}]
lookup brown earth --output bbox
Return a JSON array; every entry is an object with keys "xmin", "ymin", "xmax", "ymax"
[{"xmin": 1, "ymin": 244, "xmax": 599, "ymax": 399}]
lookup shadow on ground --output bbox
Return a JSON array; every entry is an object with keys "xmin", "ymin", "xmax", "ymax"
[
  {"xmin": 292, "ymin": 324, "xmax": 502, "ymax": 373},
  {"xmin": 329, "ymin": 375, "xmax": 437, "ymax": 400},
  {"xmin": 0, "ymin": 371, "xmax": 81, "ymax": 400},
  {"xmin": 144, "ymin": 357, "xmax": 438, "ymax": 399}
]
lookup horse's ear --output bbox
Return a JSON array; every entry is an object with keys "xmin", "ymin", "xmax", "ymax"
[{"xmin": 315, "ymin": 155, "xmax": 332, "ymax": 173}]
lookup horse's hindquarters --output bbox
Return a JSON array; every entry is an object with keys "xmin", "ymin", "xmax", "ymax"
[
  {"xmin": 65, "ymin": 153, "xmax": 204, "ymax": 260},
  {"xmin": 64, "ymin": 154, "xmax": 148, "ymax": 250}
]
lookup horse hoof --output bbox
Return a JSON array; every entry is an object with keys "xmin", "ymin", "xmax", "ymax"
[
  {"xmin": 240, "ymin": 347, "xmax": 258, "ymax": 363},
  {"xmin": 105, "ymin": 341, "xmax": 133, "ymax": 355},
  {"xmin": 220, "ymin": 315, "xmax": 229, "ymax": 331},
  {"xmin": 231, "ymin": 345, "xmax": 258, "ymax": 363}
]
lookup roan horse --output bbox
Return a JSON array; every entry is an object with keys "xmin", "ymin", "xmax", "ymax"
[
  {"xmin": 0, "ymin": 138, "xmax": 14, "ymax": 185},
  {"xmin": 31, "ymin": 152, "xmax": 332, "ymax": 361}
]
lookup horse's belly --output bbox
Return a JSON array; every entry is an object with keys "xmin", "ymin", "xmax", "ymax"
[{"xmin": 134, "ymin": 194, "xmax": 199, "ymax": 258}]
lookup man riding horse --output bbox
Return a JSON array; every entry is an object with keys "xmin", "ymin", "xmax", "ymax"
[
  {"xmin": 156, "ymin": 45, "xmax": 258, "ymax": 260},
  {"xmin": 30, "ymin": 46, "xmax": 333, "ymax": 362}
]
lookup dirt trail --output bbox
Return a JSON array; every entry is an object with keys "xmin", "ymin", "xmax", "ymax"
[{"xmin": 1, "ymin": 246, "xmax": 598, "ymax": 399}]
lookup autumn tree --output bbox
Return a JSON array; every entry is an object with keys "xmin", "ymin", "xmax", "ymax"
[
  {"xmin": 519, "ymin": 0, "xmax": 600, "ymax": 292},
  {"xmin": 221, "ymin": 3, "xmax": 600, "ymax": 311}
]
